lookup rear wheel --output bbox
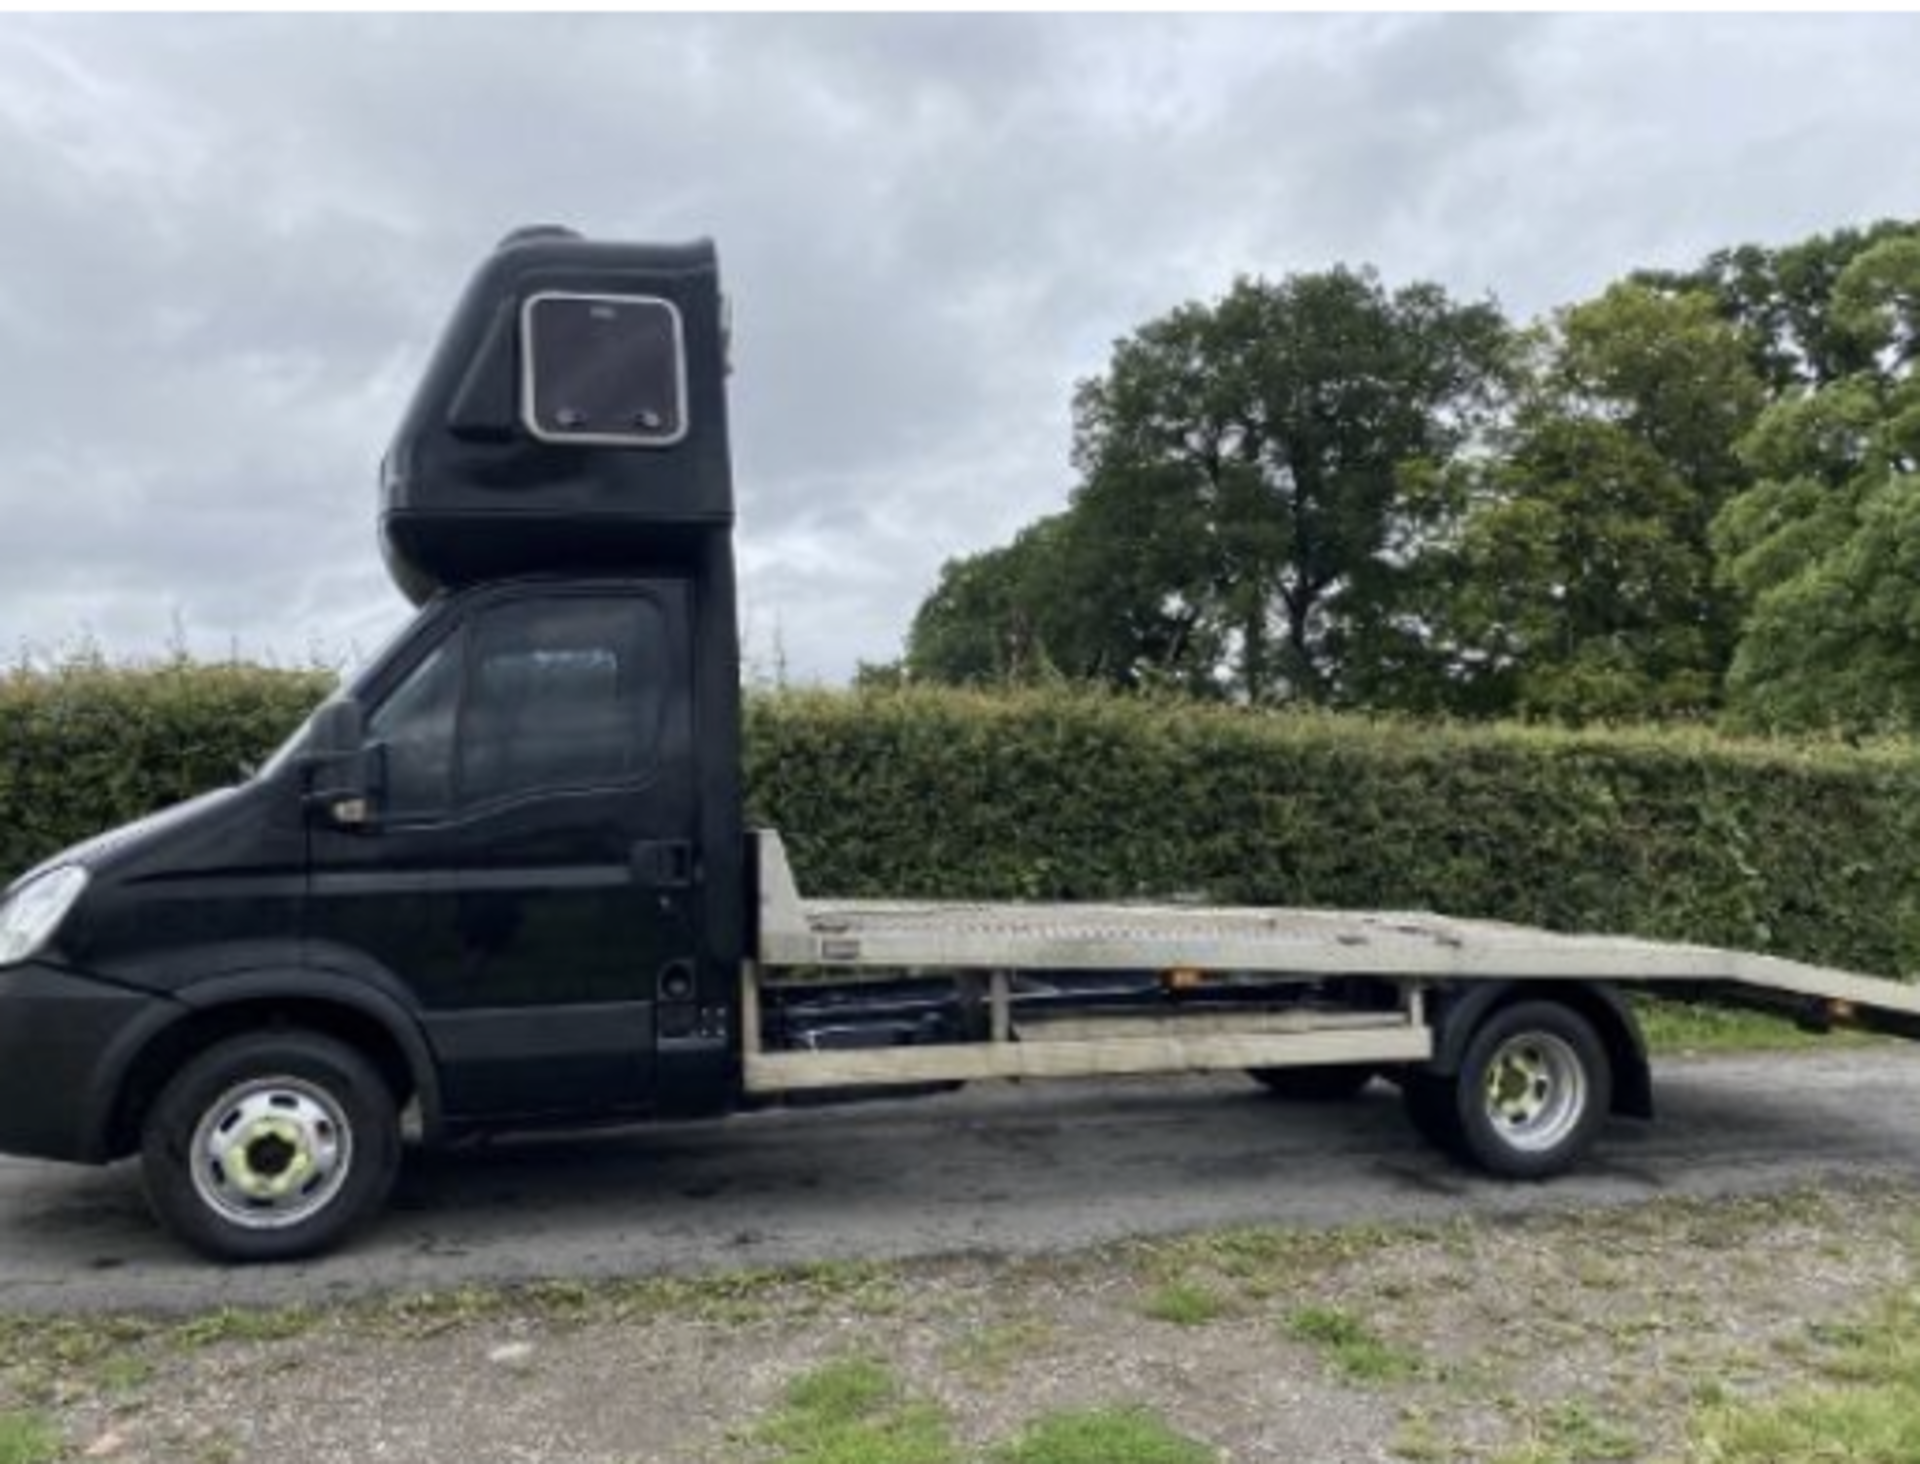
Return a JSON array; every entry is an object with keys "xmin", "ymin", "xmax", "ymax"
[
  {"xmin": 141, "ymin": 1030, "xmax": 401, "ymax": 1263},
  {"xmin": 1408, "ymin": 1002, "xmax": 1611, "ymax": 1179},
  {"xmin": 1247, "ymin": 1064, "xmax": 1374, "ymax": 1101}
]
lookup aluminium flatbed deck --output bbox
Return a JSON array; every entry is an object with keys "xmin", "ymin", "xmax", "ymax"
[{"xmin": 743, "ymin": 831, "xmax": 1920, "ymax": 1094}]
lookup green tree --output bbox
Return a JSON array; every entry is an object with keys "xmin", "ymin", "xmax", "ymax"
[
  {"xmin": 1714, "ymin": 238, "xmax": 1920, "ymax": 731},
  {"xmin": 895, "ymin": 219, "xmax": 1920, "ymax": 727},
  {"xmin": 904, "ymin": 501, "xmax": 1228, "ymax": 695},
  {"xmin": 904, "ymin": 517, "xmax": 1066, "ymax": 686},
  {"xmin": 1431, "ymin": 284, "xmax": 1764, "ymax": 721},
  {"xmin": 1446, "ymin": 418, "xmax": 1722, "ymax": 720},
  {"xmin": 1554, "ymin": 283, "xmax": 1765, "ymax": 501},
  {"xmin": 1641, "ymin": 219, "xmax": 1920, "ymax": 391},
  {"xmin": 1832, "ymin": 236, "xmax": 1920, "ymax": 372},
  {"xmin": 1069, "ymin": 267, "xmax": 1511, "ymax": 704}
]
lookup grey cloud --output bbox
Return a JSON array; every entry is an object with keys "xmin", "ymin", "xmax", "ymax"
[{"xmin": 1, "ymin": 14, "xmax": 1917, "ymax": 683}]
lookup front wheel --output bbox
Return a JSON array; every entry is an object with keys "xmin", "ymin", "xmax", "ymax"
[
  {"xmin": 141, "ymin": 1030, "xmax": 401, "ymax": 1263},
  {"xmin": 1412, "ymin": 1002, "xmax": 1612, "ymax": 1180}
]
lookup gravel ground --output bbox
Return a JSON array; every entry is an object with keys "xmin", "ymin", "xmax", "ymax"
[{"xmin": 6, "ymin": 1180, "xmax": 1917, "ymax": 1464}]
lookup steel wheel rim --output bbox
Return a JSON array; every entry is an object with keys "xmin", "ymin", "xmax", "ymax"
[
  {"xmin": 190, "ymin": 1077, "xmax": 354, "ymax": 1231},
  {"xmin": 1482, "ymin": 1031, "xmax": 1586, "ymax": 1154}
]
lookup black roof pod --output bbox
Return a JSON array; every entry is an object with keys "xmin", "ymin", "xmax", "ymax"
[{"xmin": 380, "ymin": 228, "xmax": 734, "ymax": 605}]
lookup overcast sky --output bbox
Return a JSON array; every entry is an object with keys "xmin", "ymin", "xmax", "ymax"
[{"xmin": 3, "ymin": 13, "xmax": 1917, "ymax": 682}]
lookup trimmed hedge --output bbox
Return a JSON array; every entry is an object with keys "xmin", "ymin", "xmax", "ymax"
[
  {"xmin": 749, "ymin": 689, "xmax": 1920, "ymax": 980},
  {"xmin": 5, "ymin": 667, "xmax": 1919, "ymax": 979},
  {"xmin": 0, "ymin": 661, "xmax": 333, "ymax": 882}
]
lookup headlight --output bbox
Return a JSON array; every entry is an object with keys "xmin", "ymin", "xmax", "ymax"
[{"xmin": 0, "ymin": 866, "xmax": 90, "ymax": 966}]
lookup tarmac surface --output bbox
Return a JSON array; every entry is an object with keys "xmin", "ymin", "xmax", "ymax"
[{"xmin": 3, "ymin": 1047, "xmax": 1917, "ymax": 1314}]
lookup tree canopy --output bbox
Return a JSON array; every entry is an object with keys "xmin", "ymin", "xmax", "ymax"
[
  {"xmin": 898, "ymin": 217, "xmax": 1920, "ymax": 735},
  {"xmin": 907, "ymin": 268, "xmax": 1511, "ymax": 704},
  {"xmin": 1712, "ymin": 238, "xmax": 1920, "ymax": 731}
]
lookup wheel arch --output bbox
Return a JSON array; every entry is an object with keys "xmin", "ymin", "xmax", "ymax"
[
  {"xmin": 96, "ymin": 973, "xmax": 444, "ymax": 1161},
  {"xmin": 1425, "ymin": 980, "xmax": 1652, "ymax": 1121}
]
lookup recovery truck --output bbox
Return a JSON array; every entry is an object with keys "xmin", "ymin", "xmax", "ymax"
[{"xmin": 2, "ymin": 228, "xmax": 1918, "ymax": 1262}]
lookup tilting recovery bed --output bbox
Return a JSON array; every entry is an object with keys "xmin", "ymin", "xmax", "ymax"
[{"xmin": 745, "ymin": 833, "xmax": 1920, "ymax": 1111}]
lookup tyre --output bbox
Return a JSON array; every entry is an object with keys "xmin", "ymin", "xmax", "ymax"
[
  {"xmin": 141, "ymin": 1029, "xmax": 401, "ymax": 1263},
  {"xmin": 1247, "ymin": 1064, "xmax": 1374, "ymax": 1101},
  {"xmin": 1446, "ymin": 1001, "xmax": 1612, "ymax": 1180}
]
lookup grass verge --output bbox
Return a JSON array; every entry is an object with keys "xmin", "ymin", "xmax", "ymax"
[
  {"xmin": 0, "ymin": 1412, "xmax": 57, "ymax": 1464},
  {"xmin": 1492, "ymin": 1399, "xmax": 1641, "ymax": 1463},
  {"xmin": 1687, "ymin": 1288, "xmax": 1920, "ymax": 1461},
  {"xmin": 748, "ymin": 1362, "xmax": 1213, "ymax": 1464},
  {"xmin": 993, "ymin": 1407, "xmax": 1213, "ymax": 1464},
  {"xmin": 1139, "ymin": 1279, "xmax": 1227, "ymax": 1327},
  {"xmin": 1286, "ymin": 1305, "xmax": 1422, "ymax": 1385},
  {"xmin": 750, "ymin": 1358, "xmax": 955, "ymax": 1464}
]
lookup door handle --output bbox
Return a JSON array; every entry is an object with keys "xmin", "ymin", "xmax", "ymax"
[{"xmin": 633, "ymin": 839, "xmax": 694, "ymax": 888}]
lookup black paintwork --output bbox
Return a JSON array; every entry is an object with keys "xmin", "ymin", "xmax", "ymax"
[
  {"xmin": 380, "ymin": 231, "xmax": 735, "ymax": 604},
  {"xmin": 0, "ymin": 961, "xmax": 175, "ymax": 1162},
  {"xmin": 307, "ymin": 576, "xmax": 703, "ymax": 1120}
]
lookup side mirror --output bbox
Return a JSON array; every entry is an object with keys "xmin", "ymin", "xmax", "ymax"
[{"xmin": 302, "ymin": 700, "xmax": 375, "ymax": 827}]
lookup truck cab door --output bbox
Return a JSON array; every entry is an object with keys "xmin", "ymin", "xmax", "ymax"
[{"xmin": 307, "ymin": 581, "xmax": 698, "ymax": 1123}]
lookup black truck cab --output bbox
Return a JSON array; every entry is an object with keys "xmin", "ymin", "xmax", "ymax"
[{"xmin": 0, "ymin": 230, "xmax": 750, "ymax": 1260}]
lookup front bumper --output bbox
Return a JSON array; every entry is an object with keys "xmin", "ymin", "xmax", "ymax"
[{"xmin": 0, "ymin": 961, "xmax": 171, "ymax": 1164}]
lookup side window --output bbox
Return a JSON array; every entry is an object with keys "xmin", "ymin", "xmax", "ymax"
[
  {"xmin": 366, "ymin": 636, "xmax": 462, "ymax": 818},
  {"xmin": 458, "ymin": 597, "xmax": 666, "ymax": 806}
]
